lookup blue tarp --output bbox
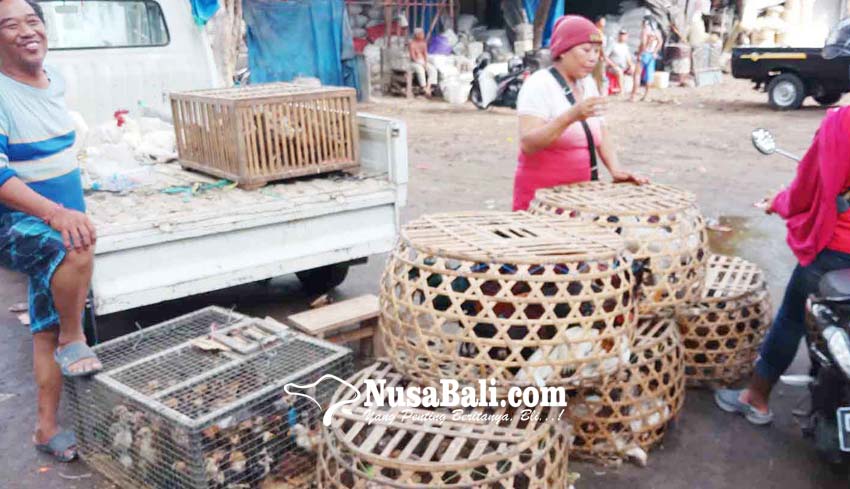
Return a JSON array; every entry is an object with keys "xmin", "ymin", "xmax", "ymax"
[
  {"xmin": 243, "ymin": 0, "xmax": 360, "ymax": 95},
  {"xmin": 190, "ymin": 0, "xmax": 219, "ymax": 26},
  {"xmin": 521, "ymin": 0, "xmax": 564, "ymax": 47}
]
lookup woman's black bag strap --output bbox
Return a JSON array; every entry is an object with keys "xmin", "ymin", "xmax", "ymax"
[{"xmin": 548, "ymin": 67, "xmax": 599, "ymax": 181}]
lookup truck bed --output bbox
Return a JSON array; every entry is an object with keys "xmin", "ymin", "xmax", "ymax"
[{"xmin": 88, "ymin": 114, "xmax": 407, "ymax": 316}]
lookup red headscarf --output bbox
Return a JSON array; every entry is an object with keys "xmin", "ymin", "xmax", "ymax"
[{"xmin": 549, "ymin": 15, "xmax": 603, "ymax": 60}]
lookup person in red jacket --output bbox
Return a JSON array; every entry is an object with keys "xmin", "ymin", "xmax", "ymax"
[{"xmin": 715, "ymin": 106, "xmax": 850, "ymax": 425}]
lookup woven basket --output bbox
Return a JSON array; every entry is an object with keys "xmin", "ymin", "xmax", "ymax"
[
  {"xmin": 566, "ymin": 314, "xmax": 685, "ymax": 463},
  {"xmin": 318, "ymin": 361, "xmax": 572, "ymax": 489},
  {"xmin": 676, "ymin": 254, "xmax": 772, "ymax": 387},
  {"xmin": 379, "ymin": 211, "xmax": 638, "ymax": 392},
  {"xmin": 528, "ymin": 182, "xmax": 709, "ymax": 314}
]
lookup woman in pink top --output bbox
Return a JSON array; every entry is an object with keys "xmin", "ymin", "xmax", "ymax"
[{"xmin": 513, "ymin": 15, "xmax": 645, "ymax": 211}]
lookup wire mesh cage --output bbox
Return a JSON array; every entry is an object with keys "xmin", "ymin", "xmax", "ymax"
[
  {"xmin": 65, "ymin": 307, "xmax": 353, "ymax": 489},
  {"xmin": 318, "ymin": 361, "xmax": 572, "ymax": 489},
  {"xmin": 171, "ymin": 83, "xmax": 359, "ymax": 189},
  {"xmin": 565, "ymin": 314, "xmax": 685, "ymax": 464},
  {"xmin": 676, "ymin": 254, "xmax": 772, "ymax": 387},
  {"xmin": 528, "ymin": 182, "xmax": 709, "ymax": 314},
  {"xmin": 379, "ymin": 211, "xmax": 638, "ymax": 393}
]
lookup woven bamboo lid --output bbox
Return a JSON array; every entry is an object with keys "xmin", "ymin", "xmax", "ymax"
[
  {"xmin": 701, "ymin": 254, "xmax": 766, "ymax": 303},
  {"xmin": 532, "ymin": 182, "xmax": 697, "ymax": 216},
  {"xmin": 324, "ymin": 362, "xmax": 562, "ymax": 472},
  {"xmin": 399, "ymin": 211, "xmax": 626, "ymax": 264}
]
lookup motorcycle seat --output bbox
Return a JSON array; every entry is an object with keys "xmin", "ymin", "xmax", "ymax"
[{"xmin": 819, "ymin": 269, "xmax": 850, "ymax": 302}]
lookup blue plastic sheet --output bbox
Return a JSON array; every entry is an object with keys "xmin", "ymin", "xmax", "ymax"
[
  {"xmin": 189, "ymin": 0, "xmax": 219, "ymax": 26},
  {"xmin": 521, "ymin": 0, "xmax": 564, "ymax": 47},
  {"xmin": 243, "ymin": 0, "xmax": 360, "ymax": 95}
]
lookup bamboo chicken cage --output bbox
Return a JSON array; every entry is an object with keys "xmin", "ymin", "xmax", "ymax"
[
  {"xmin": 529, "ymin": 182, "xmax": 709, "ymax": 314},
  {"xmin": 170, "ymin": 83, "xmax": 359, "ymax": 189},
  {"xmin": 379, "ymin": 211, "xmax": 638, "ymax": 393},
  {"xmin": 566, "ymin": 314, "xmax": 685, "ymax": 465},
  {"xmin": 676, "ymin": 254, "xmax": 772, "ymax": 387},
  {"xmin": 318, "ymin": 361, "xmax": 572, "ymax": 489}
]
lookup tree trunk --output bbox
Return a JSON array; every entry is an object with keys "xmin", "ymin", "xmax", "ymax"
[{"xmin": 533, "ymin": 0, "xmax": 553, "ymax": 49}]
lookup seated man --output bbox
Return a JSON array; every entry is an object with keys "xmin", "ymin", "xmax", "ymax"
[
  {"xmin": 408, "ymin": 28, "xmax": 438, "ymax": 97},
  {"xmin": 607, "ymin": 29, "xmax": 635, "ymax": 95},
  {"xmin": 0, "ymin": 0, "xmax": 100, "ymax": 463}
]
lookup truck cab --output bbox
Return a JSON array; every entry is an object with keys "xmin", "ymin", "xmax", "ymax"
[{"xmin": 42, "ymin": 0, "xmax": 220, "ymax": 124}]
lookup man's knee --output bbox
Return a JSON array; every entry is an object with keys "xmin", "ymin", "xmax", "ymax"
[{"xmin": 59, "ymin": 247, "xmax": 94, "ymax": 272}]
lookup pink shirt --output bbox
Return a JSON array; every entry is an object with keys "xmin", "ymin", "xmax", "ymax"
[{"xmin": 513, "ymin": 70, "xmax": 603, "ymax": 211}]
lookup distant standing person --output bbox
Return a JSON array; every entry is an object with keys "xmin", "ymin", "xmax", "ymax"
[
  {"xmin": 409, "ymin": 28, "xmax": 437, "ymax": 97},
  {"xmin": 593, "ymin": 16, "xmax": 610, "ymax": 95},
  {"xmin": 607, "ymin": 30, "xmax": 635, "ymax": 96},
  {"xmin": 632, "ymin": 16, "xmax": 661, "ymax": 101},
  {"xmin": 513, "ymin": 15, "xmax": 647, "ymax": 211}
]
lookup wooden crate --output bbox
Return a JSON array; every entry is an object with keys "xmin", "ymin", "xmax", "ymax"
[{"xmin": 170, "ymin": 83, "xmax": 359, "ymax": 189}]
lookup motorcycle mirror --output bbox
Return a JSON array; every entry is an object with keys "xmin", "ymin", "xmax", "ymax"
[{"xmin": 751, "ymin": 128, "xmax": 777, "ymax": 156}]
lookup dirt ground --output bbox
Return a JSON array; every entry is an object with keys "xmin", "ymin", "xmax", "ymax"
[{"xmin": 0, "ymin": 75, "xmax": 846, "ymax": 488}]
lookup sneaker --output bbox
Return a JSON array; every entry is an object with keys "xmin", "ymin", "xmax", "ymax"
[{"xmin": 714, "ymin": 389, "xmax": 774, "ymax": 425}]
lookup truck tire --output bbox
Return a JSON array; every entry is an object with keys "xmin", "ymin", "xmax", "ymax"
[
  {"xmin": 767, "ymin": 73, "xmax": 805, "ymax": 110},
  {"xmin": 815, "ymin": 92, "xmax": 843, "ymax": 106},
  {"xmin": 296, "ymin": 263, "xmax": 350, "ymax": 295}
]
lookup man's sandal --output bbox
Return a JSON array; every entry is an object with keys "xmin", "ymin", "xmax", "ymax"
[
  {"xmin": 54, "ymin": 341, "xmax": 102, "ymax": 378},
  {"xmin": 35, "ymin": 430, "xmax": 78, "ymax": 463}
]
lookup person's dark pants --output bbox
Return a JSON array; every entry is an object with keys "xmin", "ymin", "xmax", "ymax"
[{"xmin": 755, "ymin": 248, "xmax": 850, "ymax": 382}]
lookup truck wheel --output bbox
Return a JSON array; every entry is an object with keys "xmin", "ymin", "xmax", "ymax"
[
  {"xmin": 296, "ymin": 263, "xmax": 350, "ymax": 295},
  {"xmin": 767, "ymin": 73, "xmax": 805, "ymax": 110},
  {"xmin": 815, "ymin": 92, "xmax": 843, "ymax": 106}
]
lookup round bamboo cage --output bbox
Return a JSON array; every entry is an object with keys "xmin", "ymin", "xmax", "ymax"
[
  {"xmin": 676, "ymin": 254, "xmax": 772, "ymax": 387},
  {"xmin": 566, "ymin": 314, "xmax": 685, "ymax": 463},
  {"xmin": 528, "ymin": 182, "xmax": 709, "ymax": 314},
  {"xmin": 379, "ymin": 211, "xmax": 638, "ymax": 392},
  {"xmin": 318, "ymin": 361, "xmax": 572, "ymax": 489}
]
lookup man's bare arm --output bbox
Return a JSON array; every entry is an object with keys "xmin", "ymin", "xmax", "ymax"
[{"xmin": 0, "ymin": 178, "xmax": 97, "ymax": 249}]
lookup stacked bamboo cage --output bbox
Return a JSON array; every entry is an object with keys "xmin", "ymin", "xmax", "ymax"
[
  {"xmin": 379, "ymin": 211, "xmax": 639, "ymax": 392},
  {"xmin": 318, "ymin": 361, "xmax": 573, "ymax": 489},
  {"xmin": 567, "ymin": 314, "xmax": 685, "ymax": 464},
  {"xmin": 676, "ymin": 254, "xmax": 772, "ymax": 387},
  {"xmin": 526, "ymin": 182, "xmax": 706, "ymax": 464},
  {"xmin": 529, "ymin": 182, "xmax": 709, "ymax": 314}
]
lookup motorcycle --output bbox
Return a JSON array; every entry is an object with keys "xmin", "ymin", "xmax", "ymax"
[
  {"xmin": 753, "ymin": 128, "xmax": 850, "ymax": 471},
  {"xmin": 469, "ymin": 53, "xmax": 529, "ymax": 110}
]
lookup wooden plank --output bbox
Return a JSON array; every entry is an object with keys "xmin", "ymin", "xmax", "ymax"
[
  {"xmin": 327, "ymin": 325, "xmax": 375, "ymax": 345},
  {"xmin": 287, "ymin": 294, "xmax": 379, "ymax": 337}
]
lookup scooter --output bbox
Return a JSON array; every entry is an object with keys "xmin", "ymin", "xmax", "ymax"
[
  {"xmin": 753, "ymin": 128, "xmax": 850, "ymax": 471},
  {"xmin": 469, "ymin": 52, "xmax": 529, "ymax": 110}
]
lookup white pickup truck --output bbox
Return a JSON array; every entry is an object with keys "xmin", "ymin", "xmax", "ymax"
[{"xmin": 40, "ymin": 0, "xmax": 408, "ymax": 323}]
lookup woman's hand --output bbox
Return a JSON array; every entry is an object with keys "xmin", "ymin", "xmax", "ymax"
[
  {"xmin": 754, "ymin": 190, "xmax": 781, "ymax": 215},
  {"xmin": 48, "ymin": 208, "xmax": 97, "ymax": 250},
  {"xmin": 610, "ymin": 169, "xmax": 649, "ymax": 185},
  {"xmin": 567, "ymin": 96, "xmax": 608, "ymax": 122}
]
